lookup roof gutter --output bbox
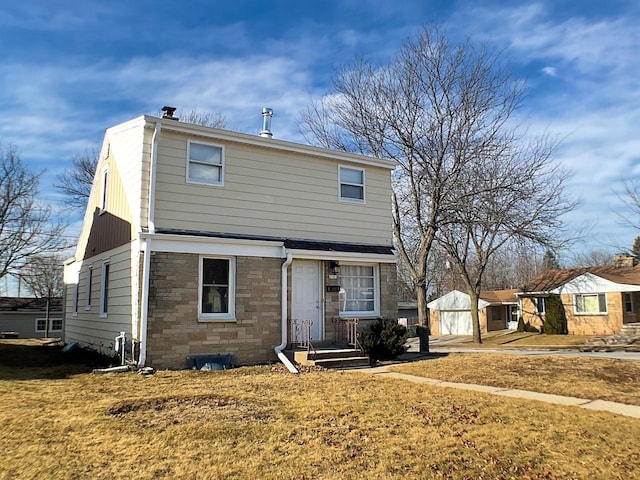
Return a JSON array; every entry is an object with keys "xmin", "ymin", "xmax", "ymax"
[{"xmin": 275, "ymin": 249, "xmax": 298, "ymax": 373}]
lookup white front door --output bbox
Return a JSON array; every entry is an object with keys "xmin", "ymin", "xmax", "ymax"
[{"xmin": 292, "ymin": 260, "xmax": 322, "ymax": 342}]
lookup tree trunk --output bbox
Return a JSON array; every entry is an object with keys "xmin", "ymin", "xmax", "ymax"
[
  {"xmin": 469, "ymin": 290, "xmax": 482, "ymax": 344},
  {"xmin": 45, "ymin": 296, "xmax": 50, "ymax": 339},
  {"xmin": 416, "ymin": 282, "xmax": 430, "ymax": 353}
]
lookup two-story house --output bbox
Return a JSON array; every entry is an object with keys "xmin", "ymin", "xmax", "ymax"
[{"xmin": 63, "ymin": 109, "xmax": 397, "ymax": 370}]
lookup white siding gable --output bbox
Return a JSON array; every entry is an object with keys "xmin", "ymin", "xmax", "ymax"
[
  {"xmin": 428, "ymin": 290, "xmax": 490, "ymax": 310},
  {"xmin": 555, "ymin": 272, "xmax": 640, "ymax": 294}
]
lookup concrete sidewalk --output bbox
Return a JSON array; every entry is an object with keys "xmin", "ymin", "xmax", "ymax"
[{"xmin": 357, "ymin": 364, "xmax": 640, "ymax": 419}]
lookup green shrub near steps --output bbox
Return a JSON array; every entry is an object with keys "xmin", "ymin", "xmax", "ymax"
[{"xmin": 358, "ymin": 318, "xmax": 408, "ymax": 365}]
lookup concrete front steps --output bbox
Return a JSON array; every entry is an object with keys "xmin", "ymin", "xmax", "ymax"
[
  {"xmin": 620, "ymin": 323, "xmax": 640, "ymax": 336},
  {"xmin": 287, "ymin": 346, "xmax": 370, "ymax": 369}
]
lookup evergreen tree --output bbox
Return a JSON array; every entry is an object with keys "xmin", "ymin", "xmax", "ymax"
[
  {"xmin": 543, "ymin": 294, "xmax": 567, "ymax": 334},
  {"xmin": 632, "ymin": 236, "xmax": 640, "ymax": 259},
  {"xmin": 541, "ymin": 249, "xmax": 560, "ymax": 271}
]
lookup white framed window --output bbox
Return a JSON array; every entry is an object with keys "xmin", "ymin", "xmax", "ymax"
[
  {"xmin": 100, "ymin": 260, "xmax": 110, "ymax": 318},
  {"xmin": 85, "ymin": 266, "xmax": 93, "ymax": 310},
  {"xmin": 625, "ymin": 293, "xmax": 634, "ymax": 313},
  {"xmin": 100, "ymin": 166, "xmax": 109, "ymax": 213},
  {"xmin": 574, "ymin": 293, "xmax": 607, "ymax": 314},
  {"xmin": 187, "ymin": 140, "xmax": 225, "ymax": 186},
  {"xmin": 35, "ymin": 318, "xmax": 63, "ymax": 333},
  {"xmin": 199, "ymin": 256, "xmax": 236, "ymax": 321},
  {"xmin": 72, "ymin": 283, "xmax": 79, "ymax": 316},
  {"xmin": 339, "ymin": 263, "xmax": 379, "ymax": 316},
  {"xmin": 535, "ymin": 297, "xmax": 546, "ymax": 314},
  {"xmin": 339, "ymin": 165, "xmax": 365, "ymax": 203}
]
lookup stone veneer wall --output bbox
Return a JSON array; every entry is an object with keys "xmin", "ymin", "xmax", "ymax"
[{"xmin": 146, "ymin": 253, "xmax": 282, "ymax": 369}]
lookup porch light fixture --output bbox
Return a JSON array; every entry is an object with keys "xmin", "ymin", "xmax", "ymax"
[{"xmin": 330, "ymin": 261, "xmax": 340, "ymax": 276}]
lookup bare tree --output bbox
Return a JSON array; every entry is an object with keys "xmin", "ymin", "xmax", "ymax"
[
  {"xmin": 180, "ymin": 109, "xmax": 228, "ymax": 129},
  {"xmin": 568, "ymin": 249, "xmax": 614, "ymax": 267},
  {"xmin": 301, "ymin": 27, "xmax": 544, "ymax": 350},
  {"xmin": 436, "ymin": 138, "xmax": 574, "ymax": 342},
  {"xmin": 20, "ymin": 254, "xmax": 64, "ymax": 338},
  {"xmin": 0, "ymin": 146, "xmax": 68, "ymax": 283},
  {"xmin": 54, "ymin": 149, "xmax": 98, "ymax": 210}
]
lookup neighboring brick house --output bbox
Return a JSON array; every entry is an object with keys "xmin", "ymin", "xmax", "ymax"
[
  {"xmin": 519, "ymin": 261, "xmax": 640, "ymax": 335},
  {"xmin": 427, "ymin": 289, "xmax": 520, "ymax": 336},
  {"xmin": 0, "ymin": 297, "xmax": 63, "ymax": 338},
  {"xmin": 62, "ymin": 108, "xmax": 397, "ymax": 370}
]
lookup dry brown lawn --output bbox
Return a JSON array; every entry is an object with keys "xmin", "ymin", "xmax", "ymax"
[
  {"xmin": 2, "ymin": 341, "xmax": 640, "ymax": 479},
  {"xmin": 437, "ymin": 333, "xmax": 595, "ymax": 347},
  {"xmin": 392, "ymin": 353, "xmax": 640, "ymax": 405}
]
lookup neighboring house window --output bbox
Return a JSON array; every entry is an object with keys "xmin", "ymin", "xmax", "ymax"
[
  {"xmin": 187, "ymin": 141, "xmax": 225, "ymax": 186},
  {"xmin": 339, "ymin": 264, "xmax": 379, "ymax": 316},
  {"xmin": 35, "ymin": 318, "xmax": 63, "ymax": 333},
  {"xmin": 100, "ymin": 166, "xmax": 109, "ymax": 213},
  {"xmin": 535, "ymin": 297, "xmax": 546, "ymax": 314},
  {"xmin": 85, "ymin": 266, "xmax": 93, "ymax": 310},
  {"xmin": 100, "ymin": 260, "xmax": 110, "ymax": 318},
  {"xmin": 575, "ymin": 293, "xmax": 607, "ymax": 314},
  {"xmin": 199, "ymin": 257, "xmax": 235, "ymax": 320},
  {"xmin": 339, "ymin": 166, "xmax": 365, "ymax": 203},
  {"xmin": 625, "ymin": 293, "xmax": 634, "ymax": 313},
  {"xmin": 73, "ymin": 283, "xmax": 79, "ymax": 316}
]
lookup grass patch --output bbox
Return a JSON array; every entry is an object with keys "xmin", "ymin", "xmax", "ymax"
[
  {"xmin": 392, "ymin": 353, "xmax": 640, "ymax": 405},
  {"xmin": 438, "ymin": 333, "xmax": 595, "ymax": 348},
  {"xmin": 2, "ymin": 341, "xmax": 640, "ymax": 479}
]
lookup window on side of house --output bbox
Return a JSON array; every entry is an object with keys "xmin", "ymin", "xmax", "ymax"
[
  {"xmin": 199, "ymin": 257, "xmax": 235, "ymax": 321},
  {"xmin": 624, "ymin": 293, "xmax": 634, "ymax": 313},
  {"xmin": 35, "ymin": 318, "xmax": 47, "ymax": 332},
  {"xmin": 339, "ymin": 166, "xmax": 365, "ymax": 203},
  {"xmin": 100, "ymin": 260, "xmax": 110, "ymax": 318},
  {"xmin": 100, "ymin": 166, "xmax": 108, "ymax": 213},
  {"xmin": 535, "ymin": 297, "xmax": 546, "ymax": 314},
  {"xmin": 72, "ymin": 283, "xmax": 79, "ymax": 316},
  {"xmin": 339, "ymin": 264, "xmax": 379, "ymax": 316},
  {"xmin": 187, "ymin": 141, "xmax": 225, "ymax": 186},
  {"xmin": 575, "ymin": 293, "xmax": 607, "ymax": 314},
  {"xmin": 85, "ymin": 266, "xmax": 93, "ymax": 310}
]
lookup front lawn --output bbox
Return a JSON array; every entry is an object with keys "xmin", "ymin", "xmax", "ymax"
[
  {"xmin": 2, "ymin": 341, "xmax": 640, "ymax": 479},
  {"xmin": 392, "ymin": 353, "xmax": 640, "ymax": 405}
]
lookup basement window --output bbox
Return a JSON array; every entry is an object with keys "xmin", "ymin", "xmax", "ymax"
[{"xmin": 187, "ymin": 141, "xmax": 225, "ymax": 186}]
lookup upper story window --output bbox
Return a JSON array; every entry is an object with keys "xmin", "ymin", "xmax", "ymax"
[
  {"xmin": 575, "ymin": 293, "xmax": 606, "ymax": 314},
  {"xmin": 187, "ymin": 141, "xmax": 225, "ymax": 186},
  {"xmin": 339, "ymin": 166, "xmax": 365, "ymax": 203},
  {"xmin": 100, "ymin": 166, "xmax": 109, "ymax": 213}
]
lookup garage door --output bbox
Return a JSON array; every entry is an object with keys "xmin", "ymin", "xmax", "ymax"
[{"xmin": 439, "ymin": 310, "xmax": 472, "ymax": 335}]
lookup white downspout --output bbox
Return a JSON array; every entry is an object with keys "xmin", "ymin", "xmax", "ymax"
[
  {"xmin": 138, "ymin": 121, "xmax": 161, "ymax": 367},
  {"xmin": 275, "ymin": 249, "xmax": 298, "ymax": 373},
  {"xmin": 148, "ymin": 122, "xmax": 161, "ymax": 235},
  {"xmin": 137, "ymin": 238, "xmax": 152, "ymax": 367}
]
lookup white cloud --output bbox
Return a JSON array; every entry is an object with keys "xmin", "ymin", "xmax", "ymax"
[{"xmin": 541, "ymin": 66, "xmax": 557, "ymax": 76}]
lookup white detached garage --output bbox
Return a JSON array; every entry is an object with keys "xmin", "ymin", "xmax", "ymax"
[{"xmin": 428, "ymin": 289, "xmax": 520, "ymax": 336}]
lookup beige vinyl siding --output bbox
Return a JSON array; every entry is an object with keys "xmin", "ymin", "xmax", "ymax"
[
  {"xmin": 153, "ymin": 132, "xmax": 393, "ymax": 245},
  {"xmin": 64, "ymin": 244, "xmax": 133, "ymax": 356}
]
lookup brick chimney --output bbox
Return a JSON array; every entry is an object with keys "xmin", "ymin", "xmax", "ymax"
[{"xmin": 614, "ymin": 254, "xmax": 636, "ymax": 268}]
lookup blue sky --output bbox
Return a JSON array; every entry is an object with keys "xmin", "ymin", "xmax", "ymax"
[{"xmin": 1, "ymin": 0, "xmax": 639, "ymax": 261}]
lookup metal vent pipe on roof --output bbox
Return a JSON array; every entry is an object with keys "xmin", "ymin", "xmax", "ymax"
[{"xmin": 260, "ymin": 107, "xmax": 273, "ymax": 138}]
